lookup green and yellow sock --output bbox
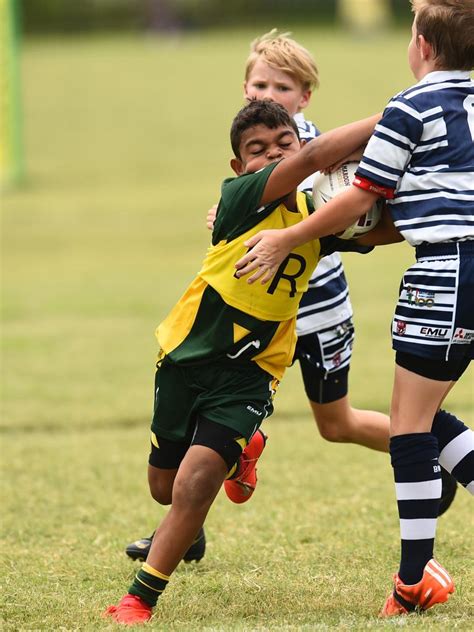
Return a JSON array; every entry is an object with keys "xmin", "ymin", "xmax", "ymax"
[{"xmin": 128, "ymin": 562, "xmax": 170, "ymax": 607}]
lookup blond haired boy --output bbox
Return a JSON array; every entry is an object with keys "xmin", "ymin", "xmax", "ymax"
[{"xmin": 242, "ymin": 29, "xmax": 397, "ymax": 457}]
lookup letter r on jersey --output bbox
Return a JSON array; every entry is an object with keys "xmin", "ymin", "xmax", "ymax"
[{"xmin": 267, "ymin": 253, "xmax": 306, "ymax": 298}]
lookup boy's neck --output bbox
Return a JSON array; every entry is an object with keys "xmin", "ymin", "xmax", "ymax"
[
  {"xmin": 417, "ymin": 65, "xmax": 459, "ymax": 81},
  {"xmin": 283, "ymin": 189, "xmax": 298, "ymax": 212}
]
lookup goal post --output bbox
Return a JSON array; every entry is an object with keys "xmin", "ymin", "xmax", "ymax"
[{"xmin": 0, "ymin": 0, "xmax": 23, "ymax": 189}]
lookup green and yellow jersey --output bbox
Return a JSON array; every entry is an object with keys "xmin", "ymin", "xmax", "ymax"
[{"xmin": 156, "ymin": 162, "xmax": 366, "ymax": 380}]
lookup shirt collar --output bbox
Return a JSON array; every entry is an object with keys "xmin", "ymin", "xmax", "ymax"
[
  {"xmin": 419, "ymin": 70, "xmax": 471, "ymax": 85},
  {"xmin": 293, "ymin": 112, "xmax": 306, "ymax": 125}
]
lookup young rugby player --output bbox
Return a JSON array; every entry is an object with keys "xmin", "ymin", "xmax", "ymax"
[
  {"xmin": 125, "ymin": 28, "xmax": 457, "ymax": 565},
  {"xmin": 105, "ymin": 99, "xmax": 385, "ymax": 624},
  {"xmin": 235, "ymin": 1, "xmax": 474, "ymax": 617},
  {"xmin": 242, "ymin": 31, "xmax": 392, "ymax": 450}
]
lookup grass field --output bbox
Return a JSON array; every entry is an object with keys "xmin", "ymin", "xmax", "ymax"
[{"xmin": 1, "ymin": 28, "xmax": 473, "ymax": 630}]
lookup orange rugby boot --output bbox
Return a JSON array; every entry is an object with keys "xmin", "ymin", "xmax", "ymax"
[
  {"xmin": 380, "ymin": 559, "xmax": 454, "ymax": 617},
  {"xmin": 224, "ymin": 429, "xmax": 267, "ymax": 504},
  {"xmin": 104, "ymin": 593, "xmax": 152, "ymax": 625}
]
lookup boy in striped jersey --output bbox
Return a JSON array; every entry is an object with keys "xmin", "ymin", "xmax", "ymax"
[{"xmin": 235, "ymin": 1, "xmax": 473, "ymax": 617}]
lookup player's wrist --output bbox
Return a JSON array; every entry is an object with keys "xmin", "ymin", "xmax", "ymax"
[{"xmin": 285, "ymin": 224, "xmax": 305, "ymax": 250}]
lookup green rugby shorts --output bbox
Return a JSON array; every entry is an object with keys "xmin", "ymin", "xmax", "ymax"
[{"xmin": 150, "ymin": 356, "xmax": 277, "ymax": 442}]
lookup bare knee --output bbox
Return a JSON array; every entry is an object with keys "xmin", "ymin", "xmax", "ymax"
[
  {"xmin": 148, "ymin": 466, "xmax": 175, "ymax": 505},
  {"xmin": 317, "ymin": 418, "xmax": 351, "ymax": 443},
  {"xmin": 310, "ymin": 400, "xmax": 353, "ymax": 443},
  {"xmin": 149, "ymin": 483, "xmax": 172, "ymax": 505},
  {"xmin": 172, "ymin": 468, "xmax": 219, "ymax": 511}
]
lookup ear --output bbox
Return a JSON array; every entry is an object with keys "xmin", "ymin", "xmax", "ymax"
[
  {"xmin": 298, "ymin": 89, "xmax": 312, "ymax": 110},
  {"xmin": 231, "ymin": 157, "xmax": 245, "ymax": 176},
  {"xmin": 243, "ymin": 80, "xmax": 249, "ymax": 99},
  {"xmin": 418, "ymin": 34, "xmax": 434, "ymax": 62},
  {"xmin": 300, "ymin": 138, "xmax": 307, "ymax": 149}
]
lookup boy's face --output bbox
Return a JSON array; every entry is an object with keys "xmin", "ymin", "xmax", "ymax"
[
  {"xmin": 231, "ymin": 124, "xmax": 302, "ymax": 176},
  {"xmin": 244, "ymin": 59, "xmax": 311, "ymax": 117}
]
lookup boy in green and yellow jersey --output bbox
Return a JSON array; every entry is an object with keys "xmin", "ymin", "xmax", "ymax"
[{"xmin": 104, "ymin": 99, "xmax": 387, "ymax": 625}]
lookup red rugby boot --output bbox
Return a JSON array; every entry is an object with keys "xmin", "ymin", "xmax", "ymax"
[
  {"xmin": 104, "ymin": 593, "xmax": 152, "ymax": 625},
  {"xmin": 380, "ymin": 559, "xmax": 454, "ymax": 617},
  {"xmin": 224, "ymin": 429, "xmax": 267, "ymax": 504}
]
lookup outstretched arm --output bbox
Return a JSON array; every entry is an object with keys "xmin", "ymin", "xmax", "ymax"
[
  {"xmin": 260, "ymin": 114, "xmax": 381, "ymax": 205},
  {"xmin": 235, "ymin": 185, "xmax": 379, "ymax": 283},
  {"xmin": 322, "ymin": 144, "xmax": 366, "ymax": 175}
]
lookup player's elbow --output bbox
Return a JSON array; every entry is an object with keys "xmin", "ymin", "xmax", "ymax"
[{"xmin": 358, "ymin": 226, "xmax": 404, "ymax": 246}]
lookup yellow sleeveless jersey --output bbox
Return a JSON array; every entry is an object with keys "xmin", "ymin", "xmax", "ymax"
[
  {"xmin": 199, "ymin": 192, "xmax": 320, "ymax": 321},
  {"xmin": 157, "ymin": 163, "xmax": 322, "ymax": 380}
]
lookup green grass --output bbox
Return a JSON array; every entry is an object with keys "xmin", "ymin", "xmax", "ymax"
[{"xmin": 1, "ymin": 29, "xmax": 473, "ymax": 630}]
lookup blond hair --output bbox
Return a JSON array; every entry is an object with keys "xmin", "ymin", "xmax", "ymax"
[
  {"xmin": 411, "ymin": 0, "xmax": 474, "ymax": 70},
  {"xmin": 245, "ymin": 29, "xmax": 320, "ymax": 91}
]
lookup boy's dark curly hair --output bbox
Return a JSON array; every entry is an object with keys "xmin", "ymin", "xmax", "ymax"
[{"xmin": 230, "ymin": 99, "xmax": 300, "ymax": 160}]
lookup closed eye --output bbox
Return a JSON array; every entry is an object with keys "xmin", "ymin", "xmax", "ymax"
[{"xmin": 248, "ymin": 145, "xmax": 264, "ymax": 155}]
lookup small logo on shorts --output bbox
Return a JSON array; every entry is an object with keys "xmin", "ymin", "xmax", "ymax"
[
  {"xmin": 332, "ymin": 352, "xmax": 342, "ymax": 367},
  {"xmin": 453, "ymin": 328, "xmax": 474, "ymax": 344},
  {"xmin": 406, "ymin": 286, "xmax": 435, "ymax": 308},
  {"xmin": 246, "ymin": 405, "xmax": 263, "ymax": 416},
  {"xmin": 396, "ymin": 320, "xmax": 407, "ymax": 336},
  {"xmin": 419, "ymin": 326, "xmax": 448, "ymax": 338}
]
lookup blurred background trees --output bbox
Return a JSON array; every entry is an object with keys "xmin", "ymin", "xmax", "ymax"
[{"xmin": 19, "ymin": 0, "xmax": 412, "ymax": 34}]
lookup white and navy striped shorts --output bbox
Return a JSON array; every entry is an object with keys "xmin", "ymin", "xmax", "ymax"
[
  {"xmin": 295, "ymin": 318, "xmax": 355, "ymax": 377},
  {"xmin": 392, "ymin": 241, "xmax": 474, "ymax": 362}
]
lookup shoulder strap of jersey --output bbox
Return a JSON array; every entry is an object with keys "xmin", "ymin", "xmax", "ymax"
[{"xmin": 296, "ymin": 190, "xmax": 313, "ymax": 218}]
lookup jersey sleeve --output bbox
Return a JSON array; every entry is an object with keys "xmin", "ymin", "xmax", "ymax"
[
  {"xmin": 213, "ymin": 162, "xmax": 282, "ymax": 243},
  {"xmin": 354, "ymin": 96, "xmax": 424, "ymax": 198}
]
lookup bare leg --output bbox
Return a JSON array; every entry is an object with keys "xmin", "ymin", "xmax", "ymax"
[
  {"xmin": 146, "ymin": 445, "xmax": 228, "ymax": 576},
  {"xmin": 310, "ymin": 395, "xmax": 390, "ymax": 452},
  {"xmin": 390, "ymin": 365, "xmax": 454, "ymax": 436}
]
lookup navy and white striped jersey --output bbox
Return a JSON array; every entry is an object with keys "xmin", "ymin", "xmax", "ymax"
[
  {"xmin": 355, "ymin": 71, "xmax": 474, "ymax": 246},
  {"xmin": 293, "ymin": 112, "xmax": 353, "ymax": 335}
]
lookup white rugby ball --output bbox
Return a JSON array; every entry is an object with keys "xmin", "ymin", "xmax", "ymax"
[{"xmin": 312, "ymin": 162, "xmax": 382, "ymax": 239}]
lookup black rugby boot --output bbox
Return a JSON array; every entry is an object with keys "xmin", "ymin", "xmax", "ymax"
[{"xmin": 125, "ymin": 527, "xmax": 206, "ymax": 563}]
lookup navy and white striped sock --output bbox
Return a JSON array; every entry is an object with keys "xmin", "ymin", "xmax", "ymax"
[
  {"xmin": 432, "ymin": 409, "xmax": 474, "ymax": 494},
  {"xmin": 390, "ymin": 433, "xmax": 441, "ymax": 585}
]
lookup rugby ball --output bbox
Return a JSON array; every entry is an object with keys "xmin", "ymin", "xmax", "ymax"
[{"xmin": 312, "ymin": 162, "xmax": 382, "ymax": 239}]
